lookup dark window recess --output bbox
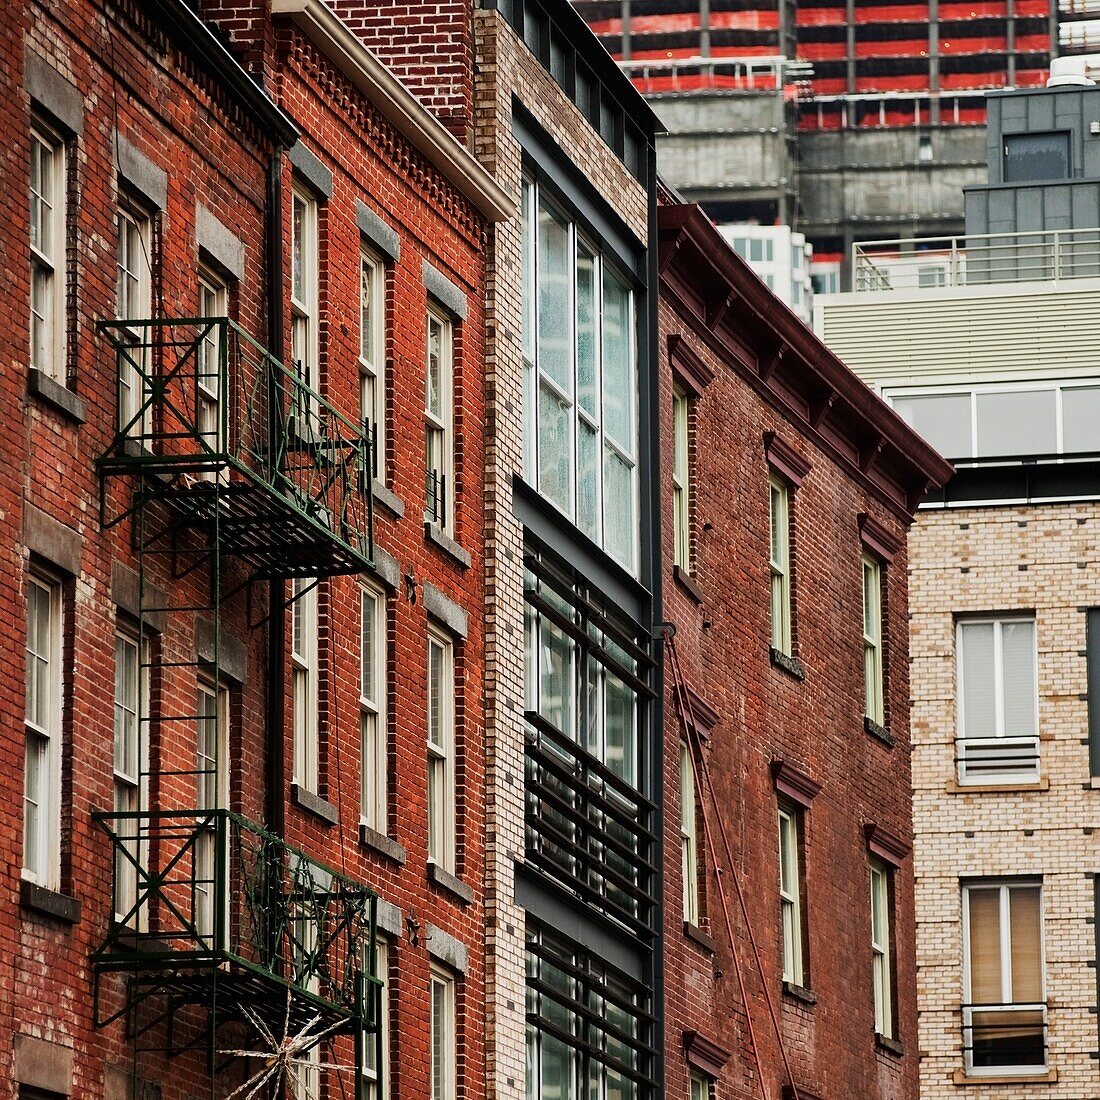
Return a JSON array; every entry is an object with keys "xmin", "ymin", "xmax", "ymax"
[
  {"xmin": 1088, "ymin": 608, "xmax": 1100, "ymax": 777},
  {"xmin": 1004, "ymin": 131, "xmax": 1071, "ymax": 182}
]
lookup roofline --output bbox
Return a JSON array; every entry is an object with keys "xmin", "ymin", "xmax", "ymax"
[
  {"xmin": 272, "ymin": 0, "xmax": 515, "ymax": 222},
  {"xmin": 146, "ymin": 0, "xmax": 300, "ymax": 147},
  {"xmin": 658, "ymin": 203, "xmax": 954, "ymax": 515}
]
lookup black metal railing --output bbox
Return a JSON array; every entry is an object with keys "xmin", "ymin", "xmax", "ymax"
[
  {"xmin": 425, "ymin": 467, "xmax": 447, "ymax": 528},
  {"xmin": 962, "ymin": 1002, "xmax": 1047, "ymax": 1073},
  {"xmin": 956, "ymin": 735, "xmax": 1040, "ymax": 785},
  {"xmin": 525, "ymin": 715, "xmax": 657, "ymax": 936}
]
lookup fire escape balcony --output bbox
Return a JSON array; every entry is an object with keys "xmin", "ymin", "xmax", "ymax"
[
  {"xmin": 91, "ymin": 809, "xmax": 380, "ymax": 1046},
  {"xmin": 97, "ymin": 316, "xmax": 374, "ymax": 580}
]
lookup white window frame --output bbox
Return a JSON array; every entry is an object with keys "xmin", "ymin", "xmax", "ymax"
[
  {"xmin": 429, "ymin": 967, "xmax": 457, "ymax": 1100},
  {"xmin": 30, "ymin": 118, "xmax": 66, "ymax": 381},
  {"xmin": 961, "ymin": 881, "xmax": 1047, "ymax": 1076},
  {"xmin": 360, "ymin": 583, "xmax": 387, "ymax": 833},
  {"xmin": 870, "ymin": 860, "xmax": 893, "ymax": 1039},
  {"xmin": 198, "ymin": 269, "xmax": 229, "ymax": 480},
  {"xmin": 291, "ymin": 186, "xmax": 319, "ymax": 399},
  {"xmin": 24, "ymin": 572, "xmax": 62, "ymax": 889},
  {"xmin": 427, "ymin": 628, "xmax": 455, "ymax": 873},
  {"xmin": 117, "ymin": 201, "xmax": 152, "ymax": 435},
  {"xmin": 195, "ymin": 678, "xmax": 230, "ymax": 945},
  {"xmin": 425, "ymin": 307, "xmax": 453, "ymax": 533},
  {"xmin": 863, "ymin": 554, "xmax": 884, "ymax": 725},
  {"xmin": 956, "ymin": 616, "xmax": 1039, "ymax": 785},
  {"xmin": 672, "ymin": 386, "xmax": 691, "ymax": 572},
  {"xmin": 769, "ymin": 476, "xmax": 792, "ymax": 656},
  {"xmin": 680, "ymin": 739, "xmax": 699, "ymax": 926},
  {"xmin": 778, "ymin": 804, "xmax": 804, "ymax": 986},
  {"xmin": 689, "ymin": 1073, "xmax": 711, "ymax": 1100},
  {"xmin": 363, "ymin": 937, "xmax": 390, "ymax": 1100},
  {"xmin": 292, "ymin": 578, "xmax": 320, "ymax": 794},
  {"xmin": 113, "ymin": 626, "xmax": 149, "ymax": 924},
  {"xmin": 522, "ymin": 176, "xmax": 639, "ymax": 575},
  {"xmin": 361, "ymin": 246, "xmax": 386, "ymax": 480}
]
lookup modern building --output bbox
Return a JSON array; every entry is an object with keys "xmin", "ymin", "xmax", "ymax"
[
  {"xmin": 658, "ymin": 200, "xmax": 950, "ymax": 1100},
  {"xmin": 816, "ymin": 74, "xmax": 1100, "ymax": 1097},
  {"xmin": 4, "ymin": 0, "xmax": 509, "ymax": 1096},
  {"xmin": 575, "ymin": 0, "xmax": 1100, "ymax": 284},
  {"xmin": 718, "ymin": 223, "xmax": 815, "ymax": 322}
]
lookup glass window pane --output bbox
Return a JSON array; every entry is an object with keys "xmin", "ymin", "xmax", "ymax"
[
  {"xmin": 1001, "ymin": 621, "xmax": 1036, "ymax": 738},
  {"xmin": 602, "ymin": 446, "xmax": 634, "ymax": 568},
  {"xmin": 540, "ymin": 619, "xmax": 574, "ymax": 739},
  {"xmin": 601, "ymin": 269, "xmax": 633, "ymax": 452},
  {"xmin": 892, "ymin": 393, "xmax": 973, "ymax": 458},
  {"xmin": 968, "ymin": 888, "xmax": 1003, "ymax": 1002},
  {"xmin": 576, "ymin": 245, "xmax": 598, "ymax": 418},
  {"xmin": 1009, "ymin": 887, "xmax": 1042, "ymax": 1002},
  {"xmin": 539, "ymin": 382, "xmax": 572, "ymax": 514},
  {"xmin": 604, "ymin": 671, "xmax": 636, "ymax": 785},
  {"xmin": 1062, "ymin": 386, "xmax": 1100, "ymax": 453},
  {"xmin": 577, "ymin": 420, "xmax": 599, "ymax": 541},
  {"xmin": 976, "ymin": 390, "xmax": 1056, "ymax": 458},
  {"xmin": 960, "ymin": 623, "xmax": 996, "ymax": 739},
  {"xmin": 538, "ymin": 201, "xmax": 572, "ymax": 393}
]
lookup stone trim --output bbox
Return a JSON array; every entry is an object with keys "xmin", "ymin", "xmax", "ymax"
[
  {"xmin": 28, "ymin": 369, "xmax": 86, "ymax": 423},
  {"xmin": 26, "ymin": 52, "xmax": 84, "ymax": 135},
  {"xmin": 771, "ymin": 759, "xmax": 821, "ymax": 808},
  {"xmin": 864, "ymin": 822, "xmax": 909, "ymax": 867},
  {"xmin": 196, "ymin": 204, "xmax": 245, "ymax": 280},
  {"xmin": 858, "ymin": 512, "xmax": 901, "ymax": 564},
  {"xmin": 683, "ymin": 1030, "xmax": 731, "ymax": 1077},
  {"xmin": 194, "ymin": 618, "xmax": 248, "ymax": 684},
  {"xmin": 360, "ymin": 824, "xmax": 406, "ymax": 865},
  {"xmin": 763, "ymin": 431, "xmax": 812, "ymax": 488},
  {"xmin": 288, "ymin": 140, "xmax": 333, "ymax": 198},
  {"xmin": 422, "ymin": 582, "xmax": 469, "ymax": 639},
  {"xmin": 428, "ymin": 861, "xmax": 473, "ymax": 904},
  {"xmin": 423, "ymin": 261, "xmax": 468, "ymax": 320},
  {"xmin": 667, "ymin": 333, "xmax": 714, "ymax": 396},
  {"xmin": 292, "ymin": 783, "xmax": 338, "ymax": 825},
  {"xmin": 116, "ymin": 134, "xmax": 168, "ymax": 210},
  {"xmin": 357, "ymin": 200, "xmax": 400, "ymax": 263},
  {"xmin": 25, "ymin": 502, "xmax": 81, "ymax": 576},
  {"xmin": 427, "ymin": 923, "xmax": 469, "ymax": 974},
  {"xmin": 14, "ymin": 1033, "xmax": 74, "ymax": 1094}
]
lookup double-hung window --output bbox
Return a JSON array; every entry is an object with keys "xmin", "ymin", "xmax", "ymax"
[
  {"xmin": 680, "ymin": 740, "xmax": 699, "ymax": 926},
  {"xmin": 363, "ymin": 938, "xmax": 390, "ymax": 1100},
  {"xmin": 430, "ymin": 967, "xmax": 457, "ymax": 1100},
  {"xmin": 361, "ymin": 248, "xmax": 385, "ymax": 479},
  {"xmin": 870, "ymin": 861, "xmax": 894, "ymax": 1039},
  {"xmin": 291, "ymin": 187, "xmax": 319, "ymax": 428},
  {"xmin": 956, "ymin": 616, "xmax": 1038, "ymax": 784},
  {"xmin": 672, "ymin": 387, "xmax": 691, "ymax": 573},
  {"xmin": 114, "ymin": 628, "xmax": 147, "ymax": 923},
  {"xmin": 198, "ymin": 270, "xmax": 228, "ymax": 477},
  {"xmin": 30, "ymin": 119, "xmax": 66, "ymax": 381},
  {"xmin": 522, "ymin": 176, "xmax": 639, "ymax": 573},
  {"xmin": 427, "ymin": 629, "xmax": 455, "ymax": 872},
  {"xmin": 292, "ymin": 578, "xmax": 320, "ymax": 794},
  {"xmin": 863, "ymin": 554, "xmax": 884, "ymax": 726},
  {"xmin": 195, "ymin": 679, "xmax": 229, "ymax": 943},
  {"xmin": 424, "ymin": 309, "xmax": 453, "ymax": 531},
  {"xmin": 689, "ymin": 1074, "xmax": 710, "ymax": 1100},
  {"xmin": 962, "ymin": 881, "xmax": 1046, "ymax": 1074},
  {"xmin": 778, "ymin": 803, "xmax": 805, "ymax": 986},
  {"xmin": 769, "ymin": 477, "xmax": 792, "ymax": 656},
  {"xmin": 117, "ymin": 201, "xmax": 152, "ymax": 435},
  {"xmin": 360, "ymin": 584, "xmax": 387, "ymax": 833},
  {"xmin": 24, "ymin": 573, "xmax": 62, "ymax": 889}
]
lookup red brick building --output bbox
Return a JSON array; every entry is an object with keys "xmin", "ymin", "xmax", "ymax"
[
  {"xmin": 657, "ymin": 203, "xmax": 952, "ymax": 1100},
  {"xmin": 2, "ymin": 0, "xmax": 506, "ymax": 1096}
]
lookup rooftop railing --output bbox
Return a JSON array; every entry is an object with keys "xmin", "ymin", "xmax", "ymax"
[{"xmin": 852, "ymin": 227, "xmax": 1100, "ymax": 292}]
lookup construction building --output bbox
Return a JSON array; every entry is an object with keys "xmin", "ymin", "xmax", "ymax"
[
  {"xmin": 658, "ymin": 200, "xmax": 950, "ymax": 1100},
  {"xmin": 575, "ymin": 0, "xmax": 1100, "ymax": 286},
  {"xmin": 816, "ymin": 73, "xmax": 1100, "ymax": 1096}
]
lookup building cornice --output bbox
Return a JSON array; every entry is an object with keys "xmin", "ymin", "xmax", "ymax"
[
  {"xmin": 658, "ymin": 204, "xmax": 954, "ymax": 522},
  {"xmin": 271, "ymin": 0, "xmax": 514, "ymax": 222}
]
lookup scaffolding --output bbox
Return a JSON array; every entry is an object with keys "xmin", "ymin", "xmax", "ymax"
[{"xmin": 92, "ymin": 315, "xmax": 379, "ymax": 1091}]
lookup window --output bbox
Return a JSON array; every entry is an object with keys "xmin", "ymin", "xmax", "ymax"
[
  {"xmin": 425, "ymin": 309, "xmax": 453, "ymax": 531},
  {"xmin": 360, "ymin": 584, "xmax": 387, "ymax": 833},
  {"xmin": 361, "ymin": 248, "xmax": 386, "ymax": 479},
  {"xmin": 292, "ymin": 578, "xmax": 320, "ymax": 794},
  {"xmin": 680, "ymin": 740, "xmax": 699, "ymax": 926},
  {"xmin": 117, "ymin": 202, "xmax": 152, "ymax": 434},
  {"xmin": 522, "ymin": 176, "xmax": 639, "ymax": 572},
  {"xmin": 291, "ymin": 186, "xmax": 319, "ymax": 433},
  {"xmin": 30, "ymin": 119, "xmax": 66, "ymax": 381},
  {"xmin": 778, "ymin": 804, "xmax": 805, "ymax": 986},
  {"xmin": 197, "ymin": 270, "xmax": 228, "ymax": 479},
  {"xmin": 427, "ymin": 630, "xmax": 455, "ymax": 871},
  {"xmin": 863, "ymin": 554, "xmax": 884, "ymax": 726},
  {"xmin": 114, "ymin": 628, "xmax": 147, "ymax": 922},
  {"xmin": 956, "ymin": 617, "xmax": 1038, "ymax": 784},
  {"xmin": 672, "ymin": 387, "xmax": 691, "ymax": 572},
  {"xmin": 1003, "ymin": 131, "xmax": 1069, "ymax": 183},
  {"xmin": 363, "ymin": 938, "xmax": 389, "ymax": 1100},
  {"xmin": 430, "ymin": 967, "xmax": 456, "ymax": 1100},
  {"xmin": 24, "ymin": 574, "xmax": 62, "ymax": 888},
  {"xmin": 962, "ymin": 881, "xmax": 1046, "ymax": 1074},
  {"xmin": 769, "ymin": 477, "xmax": 792, "ymax": 656},
  {"xmin": 870, "ymin": 861, "xmax": 894, "ymax": 1039},
  {"xmin": 195, "ymin": 679, "xmax": 229, "ymax": 943},
  {"xmin": 526, "ymin": 925, "xmax": 652, "ymax": 1100},
  {"xmin": 689, "ymin": 1074, "xmax": 710, "ymax": 1100}
]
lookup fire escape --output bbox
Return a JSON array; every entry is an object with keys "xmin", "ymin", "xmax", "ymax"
[{"xmin": 90, "ymin": 315, "xmax": 380, "ymax": 1087}]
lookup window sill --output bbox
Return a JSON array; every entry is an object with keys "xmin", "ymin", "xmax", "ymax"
[
  {"xmin": 683, "ymin": 921, "xmax": 716, "ymax": 952},
  {"xmin": 951, "ymin": 1068, "xmax": 1057, "ymax": 1085},
  {"xmin": 291, "ymin": 783, "xmax": 339, "ymax": 825},
  {"xmin": 20, "ymin": 879, "xmax": 81, "ymax": 924},
  {"xmin": 946, "ymin": 777, "xmax": 1049, "ymax": 794},
  {"xmin": 28, "ymin": 368, "xmax": 86, "ymax": 424},
  {"xmin": 359, "ymin": 823, "xmax": 406, "ymax": 865},
  {"xmin": 674, "ymin": 565, "xmax": 703, "ymax": 604},
  {"xmin": 781, "ymin": 980, "xmax": 817, "ymax": 1006},
  {"xmin": 865, "ymin": 717, "xmax": 894, "ymax": 748},
  {"xmin": 424, "ymin": 522, "xmax": 471, "ymax": 569},
  {"xmin": 875, "ymin": 1033, "xmax": 903, "ymax": 1057},
  {"xmin": 770, "ymin": 648, "xmax": 806, "ymax": 682},
  {"xmin": 427, "ymin": 861, "xmax": 473, "ymax": 905},
  {"xmin": 372, "ymin": 479, "xmax": 405, "ymax": 518}
]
